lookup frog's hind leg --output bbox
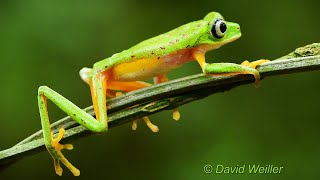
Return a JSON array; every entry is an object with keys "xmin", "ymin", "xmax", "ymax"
[
  {"xmin": 154, "ymin": 74, "xmax": 180, "ymax": 121},
  {"xmin": 38, "ymin": 86, "xmax": 107, "ymax": 176},
  {"xmin": 80, "ymin": 69, "xmax": 159, "ymax": 132},
  {"xmin": 40, "ymin": 66, "xmax": 111, "ymax": 176},
  {"xmin": 107, "ymin": 81, "xmax": 159, "ymax": 133}
]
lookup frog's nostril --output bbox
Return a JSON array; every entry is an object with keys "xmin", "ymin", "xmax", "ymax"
[{"xmin": 237, "ymin": 26, "xmax": 240, "ymax": 30}]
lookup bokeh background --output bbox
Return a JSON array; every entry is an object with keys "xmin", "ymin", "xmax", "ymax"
[{"xmin": 1, "ymin": 0, "xmax": 319, "ymax": 179}]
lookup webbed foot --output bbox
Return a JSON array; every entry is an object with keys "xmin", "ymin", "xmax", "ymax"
[
  {"xmin": 240, "ymin": 59, "xmax": 270, "ymax": 87},
  {"xmin": 241, "ymin": 59, "xmax": 270, "ymax": 69},
  {"xmin": 131, "ymin": 117, "xmax": 159, "ymax": 133},
  {"xmin": 49, "ymin": 128, "xmax": 80, "ymax": 176},
  {"xmin": 173, "ymin": 108, "xmax": 180, "ymax": 121}
]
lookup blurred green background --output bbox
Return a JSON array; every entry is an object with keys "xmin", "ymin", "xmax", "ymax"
[{"xmin": 1, "ymin": 0, "xmax": 319, "ymax": 179}]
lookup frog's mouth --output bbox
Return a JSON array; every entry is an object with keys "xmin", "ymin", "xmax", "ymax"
[
  {"xmin": 224, "ymin": 32, "xmax": 242, "ymax": 44},
  {"xmin": 213, "ymin": 28, "xmax": 241, "ymax": 49},
  {"xmin": 197, "ymin": 33, "xmax": 241, "ymax": 52}
]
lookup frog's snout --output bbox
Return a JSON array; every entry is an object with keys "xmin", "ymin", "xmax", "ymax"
[
  {"xmin": 234, "ymin": 23, "xmax": 241, "ymax": 32},
  {"xmin": 234, "ymin": 23, "xmax": 241, "ymax": 37}
]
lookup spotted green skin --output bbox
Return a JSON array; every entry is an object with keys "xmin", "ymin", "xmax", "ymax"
[{"xmin": 93, "ymin": 12, "xmax": 241, "ymax": 70}]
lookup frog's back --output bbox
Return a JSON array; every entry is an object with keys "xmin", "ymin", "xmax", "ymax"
[{"xmin": 96, "ymin": 20, "xmax": 209, "ymax": 69}]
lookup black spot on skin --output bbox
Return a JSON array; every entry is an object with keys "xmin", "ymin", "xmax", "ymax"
[
  {"xmin": 151, "ymin": 52, "xmax": 155, "ymax": 55},
  {"xmin": 157, "ymin": 57, "xmax": 160, "ymax": 59},
  {"xmin": 105, "ymin": 65, "xmax": 108, "ymax": 69},
  {"xmin": 169, "ymin": 41, "xmax": 175, "ymax": 45},
  {"xmin": 176, "ymin": 39, "xmax": 179, "ymax": 42},
  {"xmin": 73, "ymin": 113, "xmax": 76, "ymax": 117},
  {"xmin": 186, "ymin": 45, "xmax": 190, "ymax": 48},
  {"xmin": 207, "ymin": 22, "xmax": 210, "ymax": 26},
  {"xmin": 160, "ymin": 47, "xmax": 165, "ymax": 50},
  {"xmin": 131, "ymin": 55, "xmax": 135, "ymax": 58}
]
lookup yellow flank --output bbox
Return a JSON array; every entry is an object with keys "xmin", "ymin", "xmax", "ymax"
[{"xmin": 111, "ymin": 58, "xmax": 173, "ymax": 81}]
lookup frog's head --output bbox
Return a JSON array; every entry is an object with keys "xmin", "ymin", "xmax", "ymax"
[{"xmin": 196, "ymin": 12, "xmax": 241, "ymax": 50}]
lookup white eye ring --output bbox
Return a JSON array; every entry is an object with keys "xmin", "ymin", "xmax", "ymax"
[
  {"xmin": 211, "ymin": 19, "xmax": 227, "ymax": 38},
  {"xmin": 215, "ymin": 20, "xmax": 226, "ymax": 37}
]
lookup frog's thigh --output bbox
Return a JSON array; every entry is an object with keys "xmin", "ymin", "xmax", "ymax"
[{"xmin": 107, "ymin": 81, "xmax": 151, "ymax": 91}]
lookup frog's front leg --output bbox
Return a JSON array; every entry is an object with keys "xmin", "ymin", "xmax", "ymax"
[
  {"xmin": 193, "ymin": 51, "xmax": 269, "ymax": 87},
  {"xmin": 154, "ymin": 74, "xmax": 180, "ymax": 120}
]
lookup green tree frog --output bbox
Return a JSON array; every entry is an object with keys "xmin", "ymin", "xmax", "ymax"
[{"xmin": 37, "ymin": 12, "xmax": 268, "ymax": 176}]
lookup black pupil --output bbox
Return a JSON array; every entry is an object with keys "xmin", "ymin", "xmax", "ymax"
[{"xmin": 220, "ymin": 22, "xmax": 227, "ymax": 33}]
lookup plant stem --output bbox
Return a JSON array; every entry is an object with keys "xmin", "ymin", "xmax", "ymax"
[{"xmin": 1, "ymin": 43, "xmax": 319, "ymax": 170}]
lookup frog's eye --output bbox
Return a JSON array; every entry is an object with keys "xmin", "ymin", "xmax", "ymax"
[{"xmin": 211, "ymin": 18, "xmax": 227, "ymax": 39}]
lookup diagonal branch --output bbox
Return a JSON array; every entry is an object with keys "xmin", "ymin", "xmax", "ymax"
[{"xmin": 1, "ymin": 43, "xmax": 319, "ymax": 170}]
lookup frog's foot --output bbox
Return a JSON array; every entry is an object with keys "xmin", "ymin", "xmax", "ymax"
[
  {"xmin": 240, "ymin": 59, "xmax": 269, "ymax": 87},
  {"xmin": 241, "ymin": 59, "xmax": 270, "ymax": 69},
  {"xmin": 114, "ymin": 92, "xmax": 158, "ymax": 133},
  {"xmin": 132, "ymin": 120, "xmax": 138, "ymax": 130},
  {"xmin": 172, "ymin": 108, "xmax": 180, "ymax": 121},
  {"xmin": 49, "ymin": 128, "xmax": 80, "ymax": 176},
  {"xmin": 143, "ymin": 116, "xmax": 159, "ymax": 132},
  {"xmin": 131, "ymin": 117, "xmax": 159, "ymax": 133}
]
